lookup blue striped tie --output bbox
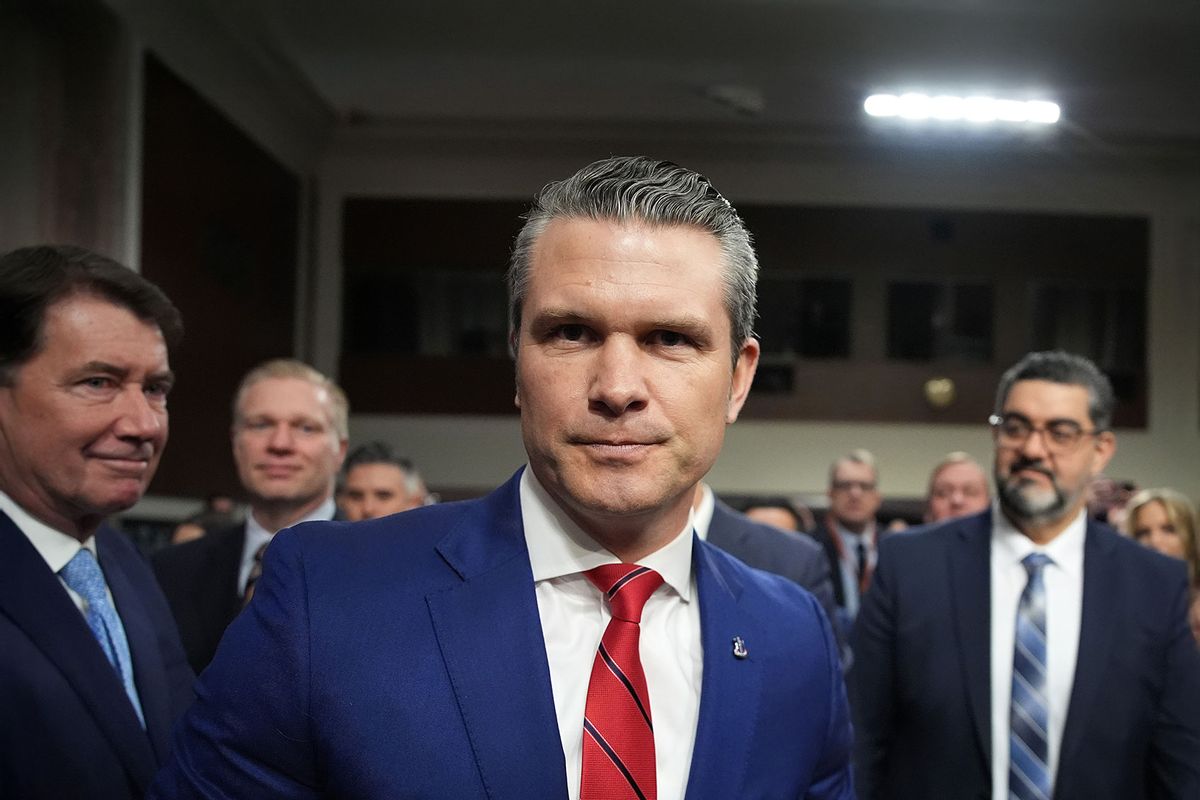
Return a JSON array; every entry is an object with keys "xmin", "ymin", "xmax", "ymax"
[
  {"xmin": 1009, "ymin": 552, "xmax": 1053, "ymax": 800},
  {"xmin": 60, "ymin": 548, "xmax": 146, "ymax": 727}
]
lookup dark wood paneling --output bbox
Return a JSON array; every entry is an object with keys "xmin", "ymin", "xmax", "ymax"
[{"xmin": 139, "ymin": 54, "xmax": 300, "ymax": 497}]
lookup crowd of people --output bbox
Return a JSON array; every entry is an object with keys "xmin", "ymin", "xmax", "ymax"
[{"xmin": 0, "ymin": 156, "xmax": 1197, "ymax": 799}]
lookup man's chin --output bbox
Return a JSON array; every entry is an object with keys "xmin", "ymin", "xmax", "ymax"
[{"xmin": 1000, "ymin": 484, "xmax": 1065, "ymax": 523}]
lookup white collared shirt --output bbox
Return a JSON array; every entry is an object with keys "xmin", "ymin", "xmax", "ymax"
[
  {"xmin": 835, "ymin": 522, "xmax": 876, "ymax": 619},
  {"xmin": 691, "ymin": 484, "xmax": 715, "ymax": 540},
  {"xmin": 990, "ymin": 503, "xmax": 1085, "ymax": 799},
  {"xmin": 520, "ymin": 468, "xmax": 702, "ymax": 800},
  {"xmin": 0, "ymin": 489, "xmax": 105, "ymax": 613},
  {"xmin": 237, "ymin": 496, "xmax": 336, "ymax": 594}
]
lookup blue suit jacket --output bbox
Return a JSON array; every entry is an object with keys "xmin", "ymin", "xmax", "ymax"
[
  {"xmin": 0, "ymin": 511, "xmax": 195, "ymax": 799},
  {"xmin": 151, "ymin": 472, "xmax": 853, "ymax": 799},
  {"xmin": 707, "ymin": 498, "xmax": 842, "ymax": 655},
  {"xmin": 850, "ymin": 509, "xmax": 1200, "ymax": 800}
]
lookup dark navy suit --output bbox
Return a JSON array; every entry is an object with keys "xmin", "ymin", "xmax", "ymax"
[
  {"xmin": 0, "ymin": 512, "xmax": 194, "ymax": 800},
  {"xmin": 151, "ymin": 471, "xmax": 853, "ymax": 799},
  {"xmin": 851, "ymin": 509, "xmax": 1200, "ymax": 800}
]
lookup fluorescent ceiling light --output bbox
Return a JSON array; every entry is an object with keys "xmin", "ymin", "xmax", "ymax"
[{"xmin": 864, "ymin": 93, "xmax": 1060, "ymax": 125}]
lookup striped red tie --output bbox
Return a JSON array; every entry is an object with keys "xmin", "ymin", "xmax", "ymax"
[{"xmin": 581, "ymin": 564, "xmax": 664, "ymax": 800}]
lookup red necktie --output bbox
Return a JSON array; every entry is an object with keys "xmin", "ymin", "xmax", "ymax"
[{"xmin": 581, "ymin": 564, "xmax": 664, "ymax": 800}]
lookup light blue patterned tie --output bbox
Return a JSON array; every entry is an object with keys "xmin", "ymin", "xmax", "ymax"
[
  {"xmin": 1010, "ymin": 552, "xmax": 1053, "ymax": 800},
  {"xmin": 60, "ymin": 548, "xmax": 145, "ymax": 727}
]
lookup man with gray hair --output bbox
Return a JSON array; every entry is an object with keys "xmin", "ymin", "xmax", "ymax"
[
  {"xmin": 154, "ymin": 358, "xmax": 348, "ymax": 674},
  {"xmin": 812, "ymin": 448, "xmax": 885, "ymax": 628},
  {"xmin": 152, "ymin": 156, "xmax": 852, "ymax": 799},
  {"xmin": 852, "ymin": 350, "xmax": 1200, "ymax": 799}
]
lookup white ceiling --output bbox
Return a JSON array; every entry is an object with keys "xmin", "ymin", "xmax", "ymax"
[{"xmin": 221, "ymin": 0, "xmax": 1200, "ymax": 161}]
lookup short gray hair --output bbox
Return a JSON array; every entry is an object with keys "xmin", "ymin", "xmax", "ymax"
[
  {"xmin": 994, "ymin": 350, "xmax": 1115, "ymax": 431},
  {"xmin": 507, "ymin": 156, "xmax": 758, "ymax": 360},
  {"xmin": 829, "ymin": 448, "xmax": 879, "ymax": 486}
]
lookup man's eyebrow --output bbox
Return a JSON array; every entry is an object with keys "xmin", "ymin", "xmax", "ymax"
[
  {"xmin": 531, "ymin": 308, "xmax": 714, "ymax": 332},
  {"xmin": 79, "ymin": 361, "xmax": 129, "ymax": 377}
]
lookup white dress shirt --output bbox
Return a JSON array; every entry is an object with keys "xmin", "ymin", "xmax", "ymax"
[
  {"xmin": 835, "ymin": 522, "xmax": 876, "ymax": 619},
  {"xmin": 990, "ymin": 504, "xmax": 1085, "ymax": 799},
  {"xmin": 237, "ymin": 496, "xmax": 336, "ymax": 594},
  {"xmin": 0, "ymin": 489, "xmax": 104, "ymax": 613},
  {"xmin": 520, "ymin": 468, "xmax": 703, "ymax": 800},
  {"xmin": 691, "ymin": 484, "xmax": 715, "ymax": 540}
]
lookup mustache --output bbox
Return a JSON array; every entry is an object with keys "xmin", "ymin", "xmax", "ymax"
[{"xmin": 1005, "ymin": 457, "xmax": 1054, "ymax": 481}]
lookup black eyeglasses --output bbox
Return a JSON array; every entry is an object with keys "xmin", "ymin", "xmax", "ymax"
[
  {"xmin": 831, "ymin": 479, "xmax": 877, "ymax": 493},
  {"xmin": 988, "ymin": 413, "xmax": 1102, "ymax": 454}
]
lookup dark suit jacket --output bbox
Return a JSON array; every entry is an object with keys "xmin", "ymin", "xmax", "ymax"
[
  {"xmin": 708, "ymin": 497, "xmax": 841, "ymax": 646},
  {"xmin": 153, "ymin": 521, "xmax": 246, "ymax": 675},
  {"xmin": 150, "ymin": 471, "xmax": 854, "ymax": 799},
  {"xmin": 810, "ymin": 513, "xmax": 883, "ymax": 610},
  {"xmin": 850, "ymin": 509, "xmax": 1200, "ymax": 800},
  {"xmin": 0, "ymin": 512, "xmax": 194, "ymax": 800}
]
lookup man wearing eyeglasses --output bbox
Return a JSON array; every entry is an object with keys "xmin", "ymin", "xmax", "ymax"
[
  {"xmin": 812, "ymin": 449, "xmax": 885, "ymax": 631},
  {"xmin": 851, "ymin": 350, "xmax": 1200, "ymax": 800}
]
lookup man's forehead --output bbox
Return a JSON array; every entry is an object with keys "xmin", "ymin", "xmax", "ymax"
[
  {"xmin": 1003, "ymin": 379, "xmax": 1091, "ymax": 420},
  {"xmin": 239, "ymin": 377, "xmax": 329, "ymax": 413},
  {"xmin": 41, "ymin": 295, "xmax": 169, "ymax": 366},
  {"xmin": 834, "ymin": 460, "xmax": 875, "ymax": 480},
  {"xmin": 935, "ymin": 462, "xmax": 985, "ymax": 486},
  {"xmin": 346, "ymin": 462, "xmax": 407, "ymax": 486}
]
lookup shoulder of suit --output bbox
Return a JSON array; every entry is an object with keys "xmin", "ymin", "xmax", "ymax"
[{"xmin": 151, "ymin": 520, "xmax": 246, "ymax": 569}]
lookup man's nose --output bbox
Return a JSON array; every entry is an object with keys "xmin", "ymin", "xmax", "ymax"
[
  {"xmin": 266, "ymin": 422, "xmax": 296, "ymax": 450},
  {"xmin": 588, "ymin": 338, "xmax": 648, "ymax": 417},
  {"xmin": 113, "ymin": 387, "xmax": 166, "ymax": 441}
]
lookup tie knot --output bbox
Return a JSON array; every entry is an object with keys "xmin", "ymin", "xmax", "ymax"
[
  {"xmin": 585, "ymin": 564, "xmax": 664, "ymax": 623},
  {"xmin": 59, "ymin": 548, "xmax": 108, "ymax": 606},
  {"xmin": 1021, "ymin": 552, "xmax": 1053, "ymax": 576}
]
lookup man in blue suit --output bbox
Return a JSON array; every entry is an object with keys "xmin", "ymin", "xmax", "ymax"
[
  {"xmin": 0, "ymin": 245, "xmax": 194, "ymax": 799},
  {"xmin": 852, "ymin": 351, "xmax": 1200, "ymax": 800},
  {"xmin": 151, "ymin": 156, "xmax": 853, "ymax": 799}
]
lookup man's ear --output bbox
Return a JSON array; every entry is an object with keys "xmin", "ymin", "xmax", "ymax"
[
  {"xmin": 725, "ymin": 337, "xmax": 760, "ymax": 424},
  {"xmin": 1091, "ymin": 430, "xmax": 1117, "ymax": 476}
]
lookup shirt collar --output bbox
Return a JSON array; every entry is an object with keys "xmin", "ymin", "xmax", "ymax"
[
  {"xmin": 519, "ymin": 467, "xmax": 695, "ymax": 602},
  {"xmin": 691, "ymin": 484, "xmax": 715, "ymax": 541},
  {"xmin": 245, "ymin": 496, "xmax": 337, "ymax": 549},
  {"xmin": 836, "ymin": 520, "xmax": 875, "ymax": 545},
  {"xmin": 0, "ymin": 489, "xmax": 97, "ymax": 573},
  {"xmin": 992, "ymin": 500, "xmax": 1087, "ymax": 577}
]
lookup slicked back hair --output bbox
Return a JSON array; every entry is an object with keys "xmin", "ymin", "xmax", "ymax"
[
  {"xmin": 994, "ymin": 350, "xmax": 1116, "ymax": 432},
  {"xmin": 340, "ymin": 441, "xmax": 424, "ymax": 497},
  {"xmin": 507, "ymin": 156, "xmax": 758, "ymax": 362},
  {"xmin": 233, "ymin": 359, "xmax": 349, "ymax": 440},
  {"xmin": 0, "ymin": 244, "xmax": 183, "ymax": 385}
]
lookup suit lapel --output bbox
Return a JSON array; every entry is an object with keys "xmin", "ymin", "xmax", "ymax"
[
  {"xmin": 426, "ymin": 474, "xmax": 567, "ymax": 800},
  {"xmin": 947, "ymin": 512, "xmax": 993, "ymax": 770},
  {"xmin": 0, "ymin": 513, "xmax": 157, "ymax": 792},
  {"xmin": 684, "ymin": 541, "xmax": 762, "ymax": 800},
  {"xmin": 705, "ymin": 500, "xmax": 748, "ymax": 553},
  {"xmin": 97, "ymin": 528, "xmax": 173, "ymax": 762},
  {"xmin": 1058, "ymin": 522, "xmax": 1119, "ymax": 773}
]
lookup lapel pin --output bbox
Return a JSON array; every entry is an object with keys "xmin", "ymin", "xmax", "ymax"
[{"xmin": 732, "ymin": 636, "xmax": 748, "ymax": 659}]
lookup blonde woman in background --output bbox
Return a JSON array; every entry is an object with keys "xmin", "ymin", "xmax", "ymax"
[{"xmin": 1126, "ymin": 487, "xmax": 1200, "ymax": 644}]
